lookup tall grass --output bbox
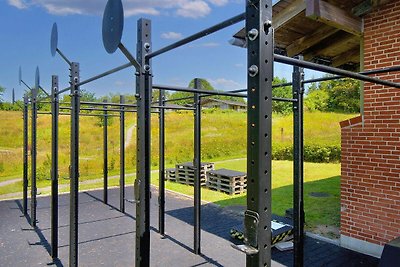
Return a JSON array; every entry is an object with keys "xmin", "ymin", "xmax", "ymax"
[{"xmin": 0, "ymin": 110, "xmax": 355, "ymax": 181}]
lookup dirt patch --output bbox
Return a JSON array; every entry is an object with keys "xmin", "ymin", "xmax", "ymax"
[{"xmin": 313, "ymin": 225, "xmax": 340, "ymax": 239}]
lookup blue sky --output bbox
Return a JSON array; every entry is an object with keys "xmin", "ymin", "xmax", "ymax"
[{"xmin": 0, "ymin": 0, "xmax": 320, "ymax": 102}]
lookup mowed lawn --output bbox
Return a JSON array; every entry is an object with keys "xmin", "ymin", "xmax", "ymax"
[{"xmin": 1, "ymin": 159, "xmax": 341, "ymax": 232}]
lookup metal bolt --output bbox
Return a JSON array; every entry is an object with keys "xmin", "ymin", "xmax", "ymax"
[
  {"xmin": 144, "ymin": 65, "xmax": 151, "ymax": 72},
  {"xmin": 248, "ymin": 29, "xmax": 259, "ymax": 41},
  {"xmin": 248, "ymin": 65, "xmax": 259, "ymax": 77},
  {"xmin": 144, "ymin": 43, "xmax": 151, "ymax": 50}
]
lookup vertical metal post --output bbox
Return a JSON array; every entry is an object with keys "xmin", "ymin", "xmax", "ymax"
[
  {"xmin": 193, "ymin": 78, "xmax": 201, "ymax": 254},
  {"xmin": 293, "ymin": 57, "xmax": 305, "ymax": 267},
  {"xmin": 51, "ymin": 75, "xmax": 59, "ymax": 259},
  {"xmin": 120, "ymin": 95, "xmax": 125, "ymax": 213},
  {"xmin": 158, "ymin": 89, "xmax": 165, "ymax": 235},
  {"xmin": 245, "ymin": 0, "xmax": 273, "ymax": 266},
  {"xmin": 103, "ymin": 99, "xmax": 108, "ymax": 204},
  {"xmin": 30, "ymin": 86, "xmax": 38, "ymax": 227},
  {"xmin": 136, "ymin": 18, "xmax": 152, "ymax": 267},
  {"xmin": 69, "ymin": 62, "xmax": 80, "ymax": 267},
  {"xmin": 23, "ymin": 95, "xmax": 29, "ymax": 216}
]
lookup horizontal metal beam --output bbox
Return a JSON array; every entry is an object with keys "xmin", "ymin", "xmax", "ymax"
[
  {"xmin": 39, "ymin": 112, "xmax": 121, "ymax": 117},
  {"xmin": 146, "ymin": 12, "xmax": 245, "ymax": 59},
  {"xmin": 274, "ymin": 54, "xmax": 400, "ymax": 88},
  {"xmin": 303, "ymin": 65, "xmax": 400, "ymax": 84},
  {"xmin": 152, "ymin": 105, "xmax": 195, "ymax": 111},
  {"xmin": 153, "ymin": 84, "xmax": 247, "ymax": 97},
  {"xmin": 77, "ymin": 62, "xmax": 133, "ymax": 87},
  {"xmin": 80, "ymin": 101, "xmax": 136, "ymax": 108}
]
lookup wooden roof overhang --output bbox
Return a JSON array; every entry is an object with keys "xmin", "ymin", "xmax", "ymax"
[{"xmin": 232, "ymin": 0, "xmax": 392, "ymax": 70}]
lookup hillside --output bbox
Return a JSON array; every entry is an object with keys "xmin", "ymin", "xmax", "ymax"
[{"xmin": 0, "ymin": 110, "xmax": 355, "ymax": 181}]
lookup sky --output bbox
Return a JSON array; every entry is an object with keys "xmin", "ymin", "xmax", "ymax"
[{"xmin": 0, "ymin": 0, "xmax": 321, "ymax": 102}]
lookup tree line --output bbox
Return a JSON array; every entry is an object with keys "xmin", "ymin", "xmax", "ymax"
[{"xmin": 0, "ymin": 75, "xmax": 360, "ymax": 114}]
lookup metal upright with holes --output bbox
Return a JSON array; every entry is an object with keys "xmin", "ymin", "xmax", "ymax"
[
  {"xmin": 136, "ymin": 18, "xmax": 152, "ymax": 266},
  {"xmin": 245, "ymin": 0, "xmax": 273, "ymax": 266},
  {"xmin": 69, "ymin": 62, "xmax": 80, "ymax": 267},
  {"xmin": 193, "ymin": 78, "xmax": 202, "ymax": 254},
  {"xmin": 159, "ymin": 89, "xmax": 166, "ymax": 235},
  {"xmin": 103, "ymin": 99, "xmax": 108, "ymax": 204},
  {"xmin": 31, "ymin": 86, "xmax": 38, "ymax": 227},
  {"xmin": 51, "ymin": 75, "xmax": 59, "ymax": 259},
  {"xmin": 293, "ymin": 58, "xmax": 305, "ymax": 267},
  {"xmin": 23, "ymin": 94, "xmax": 29, "ymax": 216},
  {"xmin": 120, "ymin": 95, "xmax": 125, "ymax": 213}
]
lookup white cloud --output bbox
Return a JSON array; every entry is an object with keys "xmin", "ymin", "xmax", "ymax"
[
  {"xmin": 234, "ymin": 63, "xmax": 244, "ymax": 68},
  {"xmin": 7, "ymin": 0, "xmax": 216, "ymax": 18},
  {"xmin": 207, "ymin": 0, "xmax": 228, "ymax": 6},
  {"xmin": 176, "ymin": 1, "xmax": 211, "ymax": 18},
  {"xmin": 208, "ymin": 78, "xmax": 243, "ymax": 90},
  {"xmin": 161, "ymin": 31, "xmax": 183, "ymax": 40},
  {"xmin": 189, "ymin": 42, "xmax": 220, "ymax": 48},
  {"xmin": 8, "ymin": 0, "xmax": 28, "ymax": 9}
]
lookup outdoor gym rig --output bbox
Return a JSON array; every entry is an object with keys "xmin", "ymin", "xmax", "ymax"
[{"xmin": 18, "ymin": 0, "xmax": 400, "ymax": 266}]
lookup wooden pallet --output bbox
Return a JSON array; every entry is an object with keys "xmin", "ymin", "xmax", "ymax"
[
  {"xmin": 206, "ymin": 169, "xmax": 247, "ymax": 195},
  {"xmin": 174, "ymin": 162, "xmax": 214, "ymax": 186},
  {"xmin": 165, "ymin": 168, "xmax": 176, "ymax": 182},
  {"xmin": 207, "ymin": 183, "xmax": 246, "ymax": 195},
  {"xmin": 177, "ymin": 176, "xmax": 207, "ymax": 186}
]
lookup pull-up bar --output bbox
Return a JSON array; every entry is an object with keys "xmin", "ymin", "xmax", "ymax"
[
  {"xmin": 274, "ymin": 54, "xmax": 400, "ymax": 89},
  {"xmin": 153, "ymin": 84, "xmax": 247, "ymax": 97}
]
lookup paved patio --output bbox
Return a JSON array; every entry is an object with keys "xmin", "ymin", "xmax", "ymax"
[{"xmin": 0, "ymin": 187, "xmax": 379, "ymax": 266}]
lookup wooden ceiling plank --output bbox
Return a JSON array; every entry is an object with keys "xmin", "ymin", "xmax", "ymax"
[
  {"xmin": 286, "ymin": 24, "xmax": 340, "ymax": 57},
  {"xmin": 303, "ymin": 32, "xmax": 359, "ymax": 61},
  {"xmin": 306, "ymin": 0, "xmax": 363, "ymax": 36},
  {"xmin": 273, "ymin": 0, "xmax": 307, "ymax": 30},
  {"xmin": 332, "ymin": 47, "xmax": 360, "ymax": 67}
]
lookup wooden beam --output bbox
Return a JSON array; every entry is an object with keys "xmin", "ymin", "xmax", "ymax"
[
  {"xmin": 233, "ymin": 0, "xmax": 306, "ymax": 40},
  {"xmin": 286, "ymin": 24, "xmax": 339, "ymax": 57},
  {"xmin": 352, "ymin": 0, "xmax": 392, "ymax": 17},
  {"xmin": 306, "ymin": 0, "xmax": 363, "ymax": 36},
  {"xmin": 332, "ymin": 47, "xmax": 360, "ymax": 67},
  {"xmin": 303, "ymin": 33, "xmax": 358, "ymax": 61},
  {"xmin": 273, "ymin": 0, "xmax": 306, "ymax": 30}
]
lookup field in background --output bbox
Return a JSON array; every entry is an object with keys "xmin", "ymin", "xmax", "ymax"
[{"xmin": 0, "ymin": 110, "xmax": 354, "ymax": 182}]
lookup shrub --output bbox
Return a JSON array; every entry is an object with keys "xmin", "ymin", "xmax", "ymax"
[{"xmin": 272, "ymin": 144, "xmax": 341, "ymax": 163}]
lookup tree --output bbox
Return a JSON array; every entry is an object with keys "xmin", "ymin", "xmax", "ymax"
[
  {"xmin": 0, "ymin": 86, "xmax": 5, "ymax": 103},
  {"xmin": 304, "ymin": 75, "xmax": 360, "ymax": 113},
  {"xmin": 61, "ymin": 88, "xmax": 96, "ymax": 103},
  {"xmin": 169, "ymin": 78, "xmax": 215, "ymax": 105},
  {"xmin": 272, "ymin": 77, "xmax": 292, "ymax": 114}
]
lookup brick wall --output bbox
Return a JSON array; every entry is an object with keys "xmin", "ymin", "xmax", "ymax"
[{"xmin": 340, "ymin": 1, "xmax": 400, "ymax": 252}]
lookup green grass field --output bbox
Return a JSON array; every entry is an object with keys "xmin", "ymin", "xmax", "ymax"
[
  {"xmin": 0, "ymin": 110, "xmax": 353, "ymax": 181},
  {"xmin": 0, "ymin": 109, "xmax": 350, "ymax": 234}
]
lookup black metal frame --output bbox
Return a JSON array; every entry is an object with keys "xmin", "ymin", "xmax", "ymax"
[
  {"xmin": 120, "ymin": 95, "xmax": 126, "ymax": 213},
  {"xmin": 193, "ymin": 78, "xmax": 202, "ymax": 254},
  {"xmin": 103, "ymin": 100, "xmax": 108, "ymax": 204},
  {"xmin": 158, "ymin": 89, "xmax": 166, "ymax": 236},
  {"xmin": 135, "ymin": 18, "xmax": 152, "ymax": 266},
  {"xmin": 30, "ymin": 86, "xmax": 38, "ymax": 227},
  {"xmin": 51, "ymin": 75, "xmax": 59, "ymax": 259},
  {"xmin": 69, "ymin": 62, "xmax": 80, "ymax": 267},
  {"xmin": 22, "ymin": 95, "xmax": 29, "ymax": 216},
  {"xmin": 292, "ymin": 58, "xmax": 305, "ymax": 266},
  {"xmin": 20, "ymin": 1, "xmax": 400, "ymax": 266}
]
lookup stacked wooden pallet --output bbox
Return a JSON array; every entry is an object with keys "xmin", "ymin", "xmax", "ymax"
[
  {"xmin": 165, "ymin": 168, "xmax": 176, "ymax": 182},
  {"xmin": 206, "ymin": 168, "xmax": 247, "ymax": 195},
  {"xmin": 176, "ymin": 162, "xmax": 214, "ymax": 186}
]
